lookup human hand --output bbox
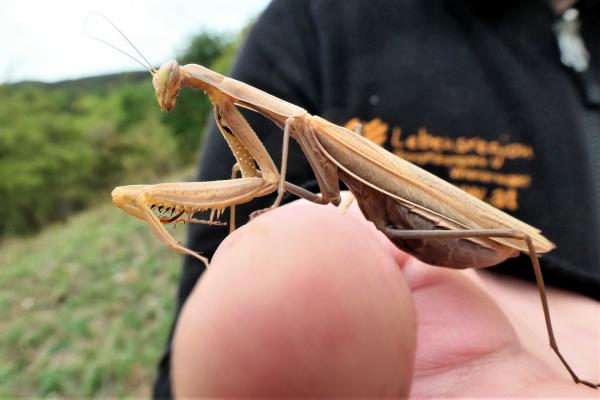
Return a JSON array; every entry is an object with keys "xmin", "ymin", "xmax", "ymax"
[{"xmin": 172, "ymin": 198, "xmax": 598, "ymax": 397}]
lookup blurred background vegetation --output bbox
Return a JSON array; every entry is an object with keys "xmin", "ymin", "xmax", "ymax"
[
  {"xmin": 0, "ymin": 30, "xmax": 241, "ymax": 237},
  {"xmin": 0, "ymin": 27, "xmax": 244, "ymax": 397}
]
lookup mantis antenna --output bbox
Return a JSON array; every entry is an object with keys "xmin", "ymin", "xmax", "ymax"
[{"xmin": 83, "ymin": 12, "xmax": 157, "ymax": 74}]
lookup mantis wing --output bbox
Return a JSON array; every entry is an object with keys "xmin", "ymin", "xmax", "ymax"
[{"xmin": 309, "ymin": 116, "xmax": 555, "ymax": 254}]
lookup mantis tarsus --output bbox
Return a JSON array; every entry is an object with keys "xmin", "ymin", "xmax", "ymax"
[{"xmin": 101, "ymin": 34, "xmax": 597, "ymax": 386}]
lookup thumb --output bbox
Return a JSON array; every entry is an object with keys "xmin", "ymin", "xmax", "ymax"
[{"xmin": 173, "ymin": 204, "xmax": 417, "ymax": 397}]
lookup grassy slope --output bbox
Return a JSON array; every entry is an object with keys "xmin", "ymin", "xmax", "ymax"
[{"xmin": 0, "ymin": 187, "xmax": 190, "ymax": 397}]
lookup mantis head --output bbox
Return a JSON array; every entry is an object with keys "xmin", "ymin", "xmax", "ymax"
[{"xmin": 153, "ymin": 59, "xmax": 182, "ymax": 112}]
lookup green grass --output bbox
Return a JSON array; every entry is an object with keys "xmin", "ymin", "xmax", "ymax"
[{"xmin": 0, "ymin": 178, "xmax": 192, "ymax": 397}]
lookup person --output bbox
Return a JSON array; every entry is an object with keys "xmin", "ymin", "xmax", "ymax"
[{"xmin": 153, "ymin": 0, "xmax": 600, "ymax": 397}]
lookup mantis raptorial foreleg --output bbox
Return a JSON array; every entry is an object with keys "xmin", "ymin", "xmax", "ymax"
[
  {"xmin": 212, "ymin": 100, "xmax": 339, "ymax": 215},
  {"xmin": 212, "ymin": 101, "xmax": 277, "ymax": 182},
  {"xmin": 112, "ymin": 177, "xmax": 278, "ymax": 267}
]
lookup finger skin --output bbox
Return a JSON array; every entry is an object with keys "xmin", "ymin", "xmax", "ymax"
[
  {"xmin": 404, "ymin": 259, "xmax": 598, "ymax": 397},
  {"xmin": 173, "ymin": 205, "xmax": 417, "ymax": 397}
]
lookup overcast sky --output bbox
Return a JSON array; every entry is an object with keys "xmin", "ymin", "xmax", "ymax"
[{"xmin": 1, "ymin": 0, "xmax": 271, "ymax": 83}]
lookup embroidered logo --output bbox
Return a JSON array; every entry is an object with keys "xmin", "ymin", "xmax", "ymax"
[{"xmin": 346, "ymin": 118, "xmax": 534, "ymax": 211}]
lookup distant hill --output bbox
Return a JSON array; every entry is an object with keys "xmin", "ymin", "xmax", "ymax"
[{"xmin": 5, "ymin": 70, "xmax": 149, "ymax": 95}]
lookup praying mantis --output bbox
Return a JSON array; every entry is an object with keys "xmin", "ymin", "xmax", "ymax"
[
  {"xmin": 109, "ymin": 59, "xmax": 599, "ymax": 388},
  {"xmin": 84, "ymin": 7, "xmax": 596, "ymax": 385}
]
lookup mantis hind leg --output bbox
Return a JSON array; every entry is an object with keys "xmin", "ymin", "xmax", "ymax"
[{"xmin": 384, "ymin": 227, "xmax": 599, "ymax": 389}]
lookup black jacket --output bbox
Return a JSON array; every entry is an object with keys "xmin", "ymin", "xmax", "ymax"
[{"xmin": 154, "ymin": 0, "xmax": 600, "ymax": 397}]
